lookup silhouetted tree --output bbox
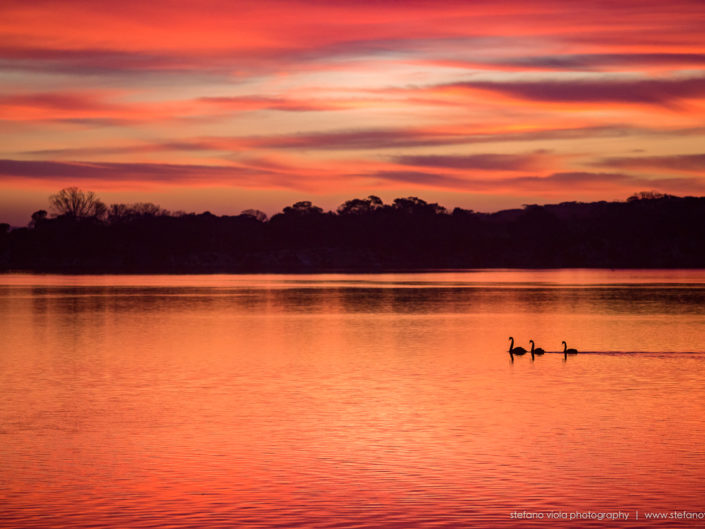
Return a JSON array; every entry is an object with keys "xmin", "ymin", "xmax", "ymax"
[
  {"xmin": 282, "ymin": 201, "xmax": 323, "ymax": 216},
  {"xmin": 627, "ymin": 191, "xmax": 672, "ymax": 202},
  {"xmin": 108, "ymin": 203, "xmax": 129, "ymax": 222},
  {"xmin": 240, "ymin": 209, "xmax": 268, "ymax": 222},
  {"xmin": 108, "ymin": 202, "xmax": 168, "ymax": 223},
  {"xmin": 337, "ymin": 195, "xmax": 384, "ymax": 215},
  {"xmin": 393, "ymin": 196, "xmax": 447, "ymax": 215},
  {"xmin": 29, "ymin": 210, "xmax": 48, "ymax": 228},
  {"xmin": 50, "ymin": 187, "xmax": 107, "ymax": 219},
  {"xmin": 452, "ymin": 207, "xmax": 475, "ymax": 217},
  {"xmin": 0, "ymin": 223, "xmax": 9, "ymax": 263},
  {"xmin": 3, "ymin": 192, "xmax": 705, "ymax": 272}
]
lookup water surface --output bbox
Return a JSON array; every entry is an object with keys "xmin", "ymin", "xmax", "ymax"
[{"xmin": 1, "ymin": 270, "xmax": 704, "ymax": 527}]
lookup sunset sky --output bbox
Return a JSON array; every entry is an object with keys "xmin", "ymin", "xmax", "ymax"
[{"xmin": 2, "ymin": 0, "xmax": 705, "ymax": 224}]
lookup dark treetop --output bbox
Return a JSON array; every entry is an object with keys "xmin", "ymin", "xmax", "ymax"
[{"xmin": 2, "ymin": 191, "xmax": 705, "ymax": 272}]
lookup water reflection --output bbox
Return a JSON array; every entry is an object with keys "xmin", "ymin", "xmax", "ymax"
[
  {"xmin": 1, "ymin": 271, "xmax": 705, "ymax": 528},
  {"xmin": 8, "ymin": 283, "xmax": 705, "ymax": 317}
]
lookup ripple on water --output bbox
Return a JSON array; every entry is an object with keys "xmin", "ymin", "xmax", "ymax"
[{"xmin": 1, "ymin": 272, "xmax": 705, "ymax": 527}]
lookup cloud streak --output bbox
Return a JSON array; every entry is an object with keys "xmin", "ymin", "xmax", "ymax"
[
  {"xmin": 6, "ymin": 157, "xmax": 705, "ymax": 199},
  {"xmin": 593, "ymin": 154, "xmax": 705, "ymax": 173},
  {"xmin": 0, "ymin": 90, "xmax": 356, "ymax": 125},
  {"xmin": 0, "ymin": 159, "xmax": 270, "ymax": 186},
  {"xmin": 226, "ymin": 125, "xmax": 705, "ymax": 151},
  {"xmin": 496, "ymin": 53, "xmax": 705, "ymax": 71},
  {"xmin": 393, "ymin": 152, "xmax": 553, "ymax": 172},
  {"xmin": 430, "ymin": 54, "xmax": 705, "ymax": 73},
  {"xmin": 442, "ymin": 75, "xmax": 705, "ymax": 107},
  {"xmin": 366, "ymin": 169, "xmax": 705, "ymax": 195}
]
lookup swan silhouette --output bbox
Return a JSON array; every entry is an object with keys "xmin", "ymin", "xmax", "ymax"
[
  {"xmin": 562, "ymin": 340, "xmax": 578, "ymax": 359},
  {"xmin": 529, "ymin": 340, "xmax": 545, "ymax": 359},
  {"xmin": 508, "ymin": 336, "xmax": 527, "ymax": 357}
]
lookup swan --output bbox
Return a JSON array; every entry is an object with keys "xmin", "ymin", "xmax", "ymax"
[
  {"xmin": 508, "ymin": 336, "xmax": 527, "ymax": 357},
  {"xmin": 562, "ymin": 340, "xmax": 578, "ymax": 358},
  {"xmin": 529, "ymin": 339, "xmax": 545, "ymax": 359}
]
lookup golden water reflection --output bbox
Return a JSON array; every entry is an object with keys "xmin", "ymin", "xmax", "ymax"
[{"xmin": 1, "ymin": 271, "xmax": 704, "ymax": 527}]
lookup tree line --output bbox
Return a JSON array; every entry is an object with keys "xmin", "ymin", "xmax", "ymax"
[{"xmin": 2, "ymin": 187, "xmax": 705, "ymax": 272}]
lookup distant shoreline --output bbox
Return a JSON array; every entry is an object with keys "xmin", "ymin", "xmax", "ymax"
[
  {"xmin": 4, "ymin": 193, "xmax": 705, "ymax": 272},
  {"xmin": 3, "ymin": 265, "xmax": 705, "ymax": 275}
]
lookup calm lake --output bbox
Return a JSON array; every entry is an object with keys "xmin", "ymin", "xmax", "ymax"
[{"xmin": 1, "ymin": 270, "xmax": 705, "ymax": 527}]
